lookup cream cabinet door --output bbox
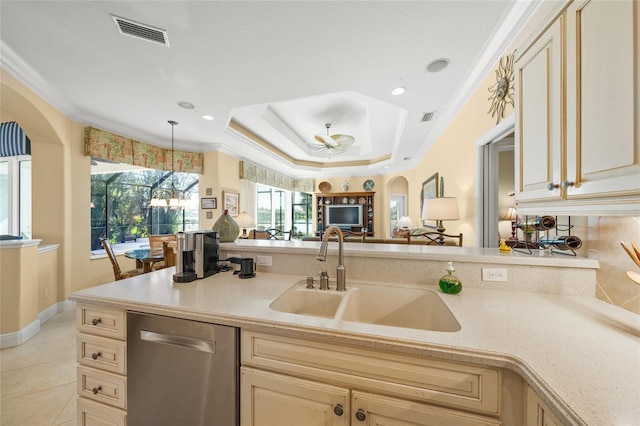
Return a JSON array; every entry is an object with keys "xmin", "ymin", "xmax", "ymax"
[
  {"xmin": 515, "ymin": 18, "xmax": 564, "ymax": 203},
  {"xmin": 351, "ymin": 390, "xmax": 501, "ymax": 426},
  {"xmin": 241, "ymin": 367, "xmax": 349, "ymax": 426},
  {"xmin": 565, "ymin": 0, "xmax": 640, "ymax": 202},
  {"xmin": 525, "ymin": 386, "xmax": 562, "ymax": 426}
]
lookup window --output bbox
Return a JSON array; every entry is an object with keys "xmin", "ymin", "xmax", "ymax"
[
  {"xmin": 292, "ymin": 191, "xmax": 313, "ymax": 238},
  {"xmin": 90, "ymin": 166, "xmax": 199, "ymax": 251},
  {"xmin": 256, "ymin": 184, "xmax": 312, "ymax": 239},
  {"xmin": 0, "ymin": 155, "xmax": 32, "ymax": 238}
]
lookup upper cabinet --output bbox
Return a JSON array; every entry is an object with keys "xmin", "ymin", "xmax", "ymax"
[{"xmin": 514, "ymin": 0, "xmax": 640, "ymax": 215}]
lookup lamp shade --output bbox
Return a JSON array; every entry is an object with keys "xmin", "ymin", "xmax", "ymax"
[
  {"xmin": 421, "ymin": 197, "xmax": 460, "ymax": 221},
  {"xmin": 396, "ymin": 216, "xmax": 414, "ymax": 229},
  {"xmin": 502, "ymin": 206, "xmax": 517, "ymax": 221},
  {"xmin": 236, "ymin": 211, "xmax": 256, "ymax": 229}
]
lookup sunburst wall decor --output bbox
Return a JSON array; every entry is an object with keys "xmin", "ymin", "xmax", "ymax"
[{"xmin": 487, "ymin": 51, "xmax": 515, "ymax": 124}]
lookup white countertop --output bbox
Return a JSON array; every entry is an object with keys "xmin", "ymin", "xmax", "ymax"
[{"xmin": 70, "ymin": 267, "xmax": 640, "ymax": 425}]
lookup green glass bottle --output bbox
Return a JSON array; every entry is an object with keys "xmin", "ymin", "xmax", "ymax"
[{"xmin": 439, "ymin": 262, "xmax": 462, "ymax": 294}]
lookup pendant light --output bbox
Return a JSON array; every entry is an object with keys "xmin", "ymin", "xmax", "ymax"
[
  {"xmin": 167, "ymin": 120, "xmax": 181, "ymax": 209},
  {"xmin": 149, "ymin": 120, "xmax": 186, "ymax": 208}
]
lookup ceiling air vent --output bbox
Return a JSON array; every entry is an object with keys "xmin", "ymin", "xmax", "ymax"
[
  {"xmin": 111, "ymin": 15, "xmax": 169, "ymax": 47},
  {"xmin": 420, "ymin": 111, "xmax": 436, "ymax": 123}
]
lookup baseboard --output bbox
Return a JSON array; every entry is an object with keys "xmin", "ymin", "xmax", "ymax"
[
  {"xmin": 0, "ymin": 300, "xmax": 76, "ymax": 349},
  {"xmin": 0, "ymin": 319, "xmax": 39, "ymax": 349}
]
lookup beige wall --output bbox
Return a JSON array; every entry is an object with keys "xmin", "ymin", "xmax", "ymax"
[
  {"xmin": 37, "ymin": 249, "xmax": 58, "ymax": 313},
  {"xmin": 0, "ymin": 245, "xmax": 38, "ymax": 333}
]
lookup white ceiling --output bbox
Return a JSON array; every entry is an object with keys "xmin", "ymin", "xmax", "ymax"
[{"xmin": 0, "ymin": 1, "xmax": 537, "ymax": 178}]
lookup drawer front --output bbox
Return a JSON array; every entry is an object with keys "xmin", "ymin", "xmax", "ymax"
[
  {"xmin": 78, "ymin": 366, "xmax": 127, "ymax": 410},
  {"xmin": 77, "ymin": 333, "xmax": 126, "ymax": 375},
  {"xmin": 242, "ymin": 331, "xmax": 500, "ymax": 415},
  {"xmin": 77, "ymin": 305, "xmax": 126, "ymax": 340},
  {"xmin": 77, "ymin": 397, "xmax": 127, "ymax": 426}
]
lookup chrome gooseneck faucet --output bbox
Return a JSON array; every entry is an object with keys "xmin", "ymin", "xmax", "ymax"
[{"xmin": 316, "ymin": 225, "xmax": 346, "ymax": 291}]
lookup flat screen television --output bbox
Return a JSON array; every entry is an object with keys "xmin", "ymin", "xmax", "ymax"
[{"xmin": 325, "ymin": 205, "xmax": 363, "ymax": 228}]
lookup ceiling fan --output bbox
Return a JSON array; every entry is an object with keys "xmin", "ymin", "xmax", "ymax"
[{"xmin": 313, "ymin": 123, "xmax": 355, "ymax": 155}]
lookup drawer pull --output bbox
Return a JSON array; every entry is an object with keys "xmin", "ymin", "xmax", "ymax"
[
  {"xmin": 355, "ymin": 409, "xmax": 366, "ymax": 421},
  {"xmin": 91, "ymin": 352, "xmax": 101, "ymax": 360},
  {"xmin": 91, "ymin": 318, "xmax": 101, "ymax": 326},
  {"xmin": 333, "ymin": 404, "xmax": 343, "ymax": 416},
  {"xmin": 92, "ymin": 386, "xmax": 102, "ymax": 395}
]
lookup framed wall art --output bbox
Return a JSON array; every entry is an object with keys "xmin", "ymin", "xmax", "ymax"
[
  {"xmin": 223, "ymin": 191, "xmax": 239, "ymax": 216},
  {"xmin": 420, "ymin": 172, "xmax": 439, "ymax": 225},
  {"xmin": 200, "ymin": 197, "xmax": 217, "ymax": 209}
]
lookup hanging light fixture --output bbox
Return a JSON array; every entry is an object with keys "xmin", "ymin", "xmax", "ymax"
[{"xmin": 149, "ymin": 120, "xmax": 187, "ymax": 209}]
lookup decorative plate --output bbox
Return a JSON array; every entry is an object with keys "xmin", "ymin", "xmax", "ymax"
[
  {"xmin": 318, "ymin": 181, "xmax": 332, "ymax": 193},
  {"xmin": 363, "ymin": 179, "xmax": 374, "ymax": 191},
  {"xmin": 342, "ymin": 197, "xmax": 348, "ymax": 204},
  {"xmin": 358, "ymin": 197, "xmax": 366, "ymax": 204},
  {"xmin": 368, "ymin": 212, "xmax": 373, "ymax": 218},
  {"xmin": 349, "ymin": 198, "xmax": 355, "ymax": 204}
]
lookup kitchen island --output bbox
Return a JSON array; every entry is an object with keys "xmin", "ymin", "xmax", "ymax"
[{"xmin": 70, "ymin": 242, "xmax": 640, "ymax": 425}]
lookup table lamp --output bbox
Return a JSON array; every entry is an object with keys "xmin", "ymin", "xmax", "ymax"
[
  {"xmin": 236, "ymin": 211, "xmax": 256, "ymax": 239},
  {"xmin": 421, "ymin": 197, "xmax": 459, "ymax": 243},
  {"xmin": 396, "ymin": 216, "xmax": 414, "ymax": 230},
  {"xmin": 501, "ymin": 206, "xmax": 517, "ymax": 240}
]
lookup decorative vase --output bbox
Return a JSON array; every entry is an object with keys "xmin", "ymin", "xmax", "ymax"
[
  {"xmin": 341, "ymin": 180, "xmax": 349, "ymax": 192},
  {"xmin": 212, "ymin": 209, "xmax": 240, "ymax": 242}
]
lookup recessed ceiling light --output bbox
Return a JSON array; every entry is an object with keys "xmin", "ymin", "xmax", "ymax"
[
  {"xmin": 391, "ymin": 87, "xmax": 406, "ymax": 95},
  {"xmin": 178, "ymin": 101, "xmax": 194, "ymax": 109},
  {"xmin": 202, "ymin": 115, "xmax": 214, "ymax": 121},
  {"xmin": 426, "ymin": 58, "xmax": 450, "ymax": 73}
]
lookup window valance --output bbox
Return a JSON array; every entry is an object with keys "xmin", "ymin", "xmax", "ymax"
[
  {"xmin": 239, "ymin": 160, "xmax": 314, "ymax": 193},
  {"xmin": 85, "ymin": 126, "xmax": 204, "ymax": 174},
  {"xmin": 0, "ymin": 121, "xmax": 31, "ymax": 157}
]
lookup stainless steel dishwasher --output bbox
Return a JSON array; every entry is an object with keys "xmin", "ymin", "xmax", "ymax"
[{"xmin": 127, "ymin": 312, "xmax": 239, "ymax": 425}]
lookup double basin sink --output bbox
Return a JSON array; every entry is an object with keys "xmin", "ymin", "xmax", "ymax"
[{"xmin": 270, "ymin": 280, "xmax": 461, "ymax": 332}]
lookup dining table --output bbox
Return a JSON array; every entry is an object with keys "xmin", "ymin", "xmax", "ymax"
[{"xmin": 124, "ymin": 248, "xmax": 164, "ymax": 273}]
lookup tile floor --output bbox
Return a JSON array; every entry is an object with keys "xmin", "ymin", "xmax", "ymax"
[{"xmin": 1, "ymin": 309, "xmax": 77, "ymax": 426}]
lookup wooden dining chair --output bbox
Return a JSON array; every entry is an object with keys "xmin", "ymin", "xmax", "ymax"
[
  {"xmin": 101, "ymin": 239, "xmax": 144, "ymax": 281},
  {"xmin": 408, "ymin": 230, "xmax": 463, "ymax": 246},
  {"xmin": 149, "ymin": 234, "xmax": 176, "ymax": 270},
  {"xmin": 162, "ymin": 240, "xmax": 177, "ymax": 268},
  {"xmin": 249, "ymin": 229, "xmax": 271, "ymax": 239}
]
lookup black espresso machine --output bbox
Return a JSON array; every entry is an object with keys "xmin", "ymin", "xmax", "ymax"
[{"xmin": 173, "ymin": 230, "xmax": 220, "ymax": 283}]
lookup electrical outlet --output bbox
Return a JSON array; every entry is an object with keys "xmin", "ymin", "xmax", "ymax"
[
  {"xmin": 482, "ymin": 268, "xmax": 507, "ymax": 282},
  {"xmin": 257, "ymin": 255, "xmax": 272, "ymax": 266}
]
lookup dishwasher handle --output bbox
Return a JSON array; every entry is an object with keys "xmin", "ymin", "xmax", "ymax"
[{"xmin": 140, "ymin": 329, "xmax": 216, "ymax": 354}]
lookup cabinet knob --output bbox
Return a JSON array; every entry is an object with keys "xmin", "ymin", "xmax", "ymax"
[
  {"xmin": 92, "ymin": 386, "xmax": 102, "ymax": 395},
  {"xmin": 355, "ymin": 409, "xmax": 366, "ymax": 421},
  {"xmin": 91, "ymin": 318, "xmax": 101, "ymax": 326},
  {"xmin": 91, "ymin": 352, "xmax": 101, "ymax": 360},
  {"xmin": 333, "ymin": 404, "xmax": 344, "ymax": 416},
  {"xmin": 547, "ymin": 182, "xmax": 559, "ymax": 191},
  {"xmin": 561, "ymin": 180, "xmax": 575, "ymax": 189}
]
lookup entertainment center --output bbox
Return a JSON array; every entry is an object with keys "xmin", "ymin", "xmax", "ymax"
[{"xmin": 315, "ymin": 191, "xmax": 375, "ymax": 236}]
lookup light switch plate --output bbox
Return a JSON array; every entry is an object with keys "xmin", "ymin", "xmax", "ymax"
[
  {"xmin": 482, "ymin": 268, "xmax": 507, "ymax": 282},
  {"xmin": 257, "ymin": 256, "xmax": 272, "ymax": 266}
]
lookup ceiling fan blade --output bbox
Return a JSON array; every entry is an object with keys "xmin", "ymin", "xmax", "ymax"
[
  {"xmin": 332, "ymin": 134, "xmax": 355, "ymax": 147},
  {"xmin": 325, "ymin": 145, "xmax": 348, "ymax": 154},
  {"xmin": 314, "ymin": 134, "xmax": 330, "ymax": 144}
]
